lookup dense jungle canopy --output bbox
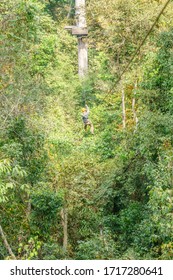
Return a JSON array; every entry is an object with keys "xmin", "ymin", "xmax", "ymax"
[{"xmin": 1, "ymin": 0, "xmax": 173, "ymax": 260}]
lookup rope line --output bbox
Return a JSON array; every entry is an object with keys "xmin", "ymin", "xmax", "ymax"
[{"xmin": 116, "ymin": 0, "xmax": 172, "ymax": 85}]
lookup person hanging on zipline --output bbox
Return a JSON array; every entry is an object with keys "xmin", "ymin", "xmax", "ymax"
[{"xmin": 81, "ymin": 105, "xmax": 94, "ymax": 134}]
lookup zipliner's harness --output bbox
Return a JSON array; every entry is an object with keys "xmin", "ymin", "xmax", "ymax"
[{"xmin": 82, "ymin": 112, "xmax": 90, "ymax": 124}]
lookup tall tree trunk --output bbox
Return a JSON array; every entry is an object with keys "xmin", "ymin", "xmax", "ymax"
[
  {"xmin": 26, "ymin": 192, "xmax": 31, "ymax": 219},
  {"xmin": 122, "ymin": 88, "xmax": 126, "ymax": 129},
  {"xmin": 0, "ymin": 224, "xmax": 16, "ymax": 259},
  {"xmin": 75, "ymin": 0, "xmax": 88, "ymax": 77},
  {"xmin": 61, "ymin": 207, "xmax": 68, "ymax": 253},
  {"xmin": 132, "ymin": 81, "xmax": 138, "ymax": 128}
]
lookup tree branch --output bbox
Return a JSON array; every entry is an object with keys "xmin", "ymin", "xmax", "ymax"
[{"xmin": 0, "ymin": 224, "xmax": 16, "ymax": 259}]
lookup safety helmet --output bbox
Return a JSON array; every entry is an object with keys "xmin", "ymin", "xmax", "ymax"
[{"xmin": 82, "ymin": 108, "xmax": 86, "ymax": 112}]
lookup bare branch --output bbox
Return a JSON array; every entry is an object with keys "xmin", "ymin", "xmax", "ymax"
[{"xmin": 0, "ymin": 224, "xmax": 16, "ymax": 259}]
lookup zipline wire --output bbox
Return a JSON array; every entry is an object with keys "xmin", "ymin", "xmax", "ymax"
[{"xmin": 115, "ymin": 0, "xmax": 172, "ymax": 85}]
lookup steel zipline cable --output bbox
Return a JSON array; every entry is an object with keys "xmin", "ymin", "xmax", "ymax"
[{"xmin": 116, "ymin": 0, "xmax": 172, "ymax": 85}]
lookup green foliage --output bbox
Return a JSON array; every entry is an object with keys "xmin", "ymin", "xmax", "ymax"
[
  {"xmin": 41, "ymin": 242, "xmax": 65, "ymax": 259},
  {"xmin": 18, "ymin": 236, "xmax": 42, "ymax": 260},
  {"xmin": 0, "ymin": 159, "xmax": 14, "ymax": 203},
  {"xmin": 142, "ymin": 29, "xmax": 173, "ymax": 113},
  {"xmin": 0, "ymin": 158, "xmax": 29, "ymax": 204},
  {"xmin": 32, "ymin": 35, "xmax": 57, "ymax": 75},
  {"xmin": 116, "ymin": 202, "xmax": 145, "ymax": 245},
  {"xmin": 30, "ymin": 187, "xmax": 63, "ymax": 235},
  {"xmin": 43, "ymin": 0, "xmax": 72, "ymax": 20},
  {"xmin": 31, "ymin": 188, "xmax": 63, "ymax": 217},
  {"xmin": 75, "ymin": 233, "xmax": 119, "ymax": 260},
  {"xmin": 94, "ymin": 130, "xmax": 116, "ymax": 160},
  {"xmin": 2, "ymin": 116, "xmax": 47, "ymax": 184}
]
